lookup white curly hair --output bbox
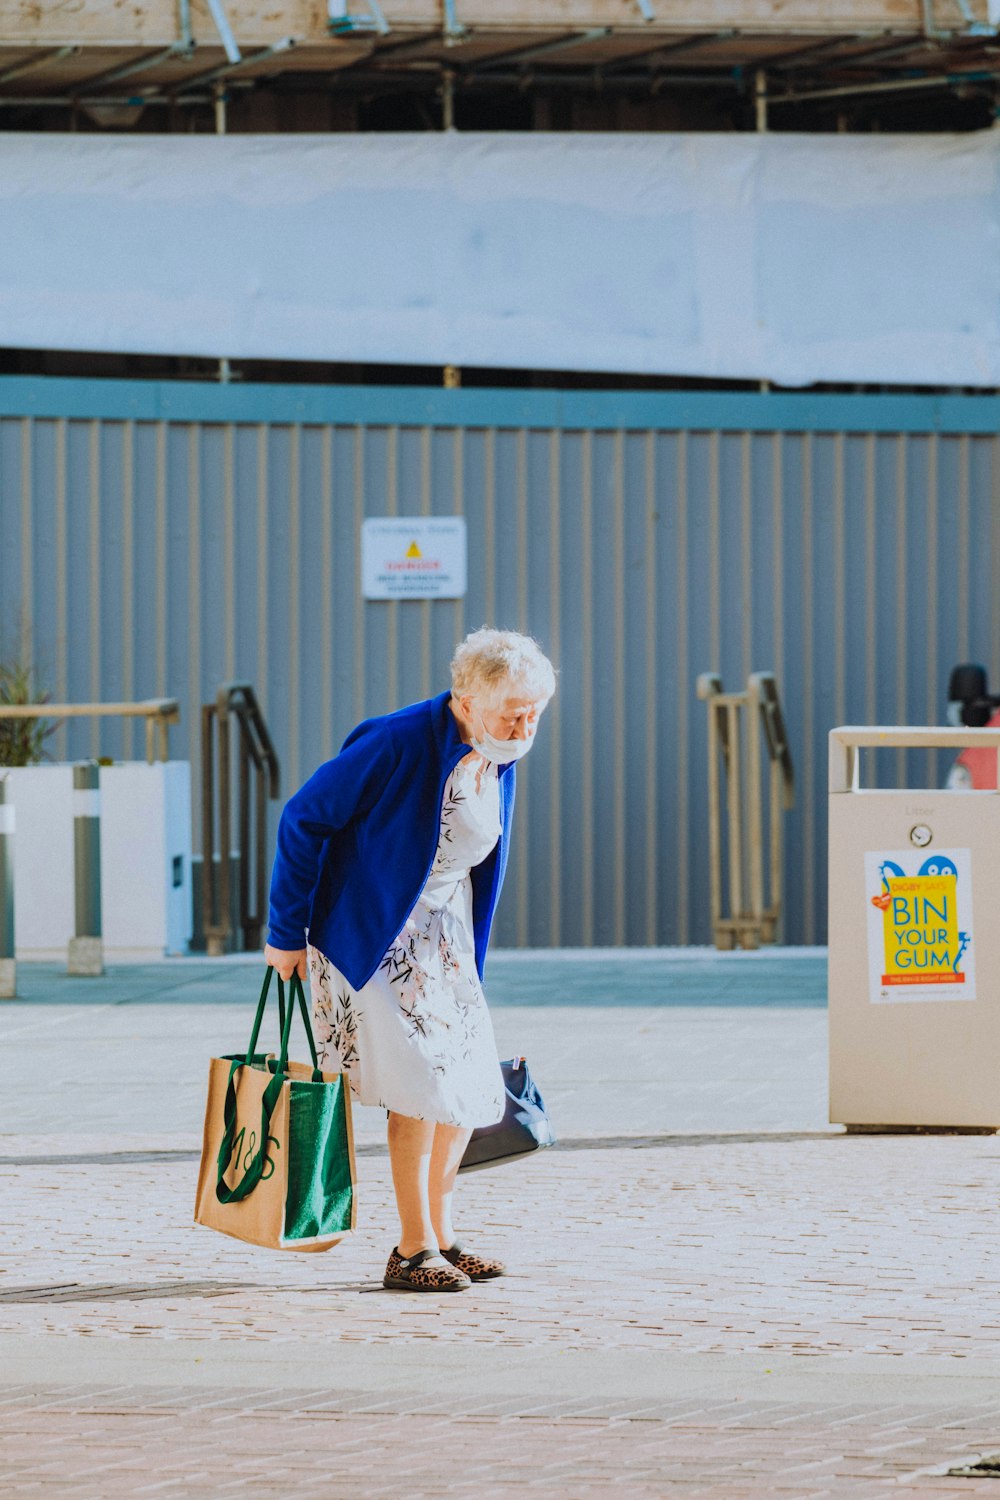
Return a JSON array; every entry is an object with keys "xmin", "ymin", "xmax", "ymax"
[{"xmin": 450, "ymin": 628, "xmax": 556, "ymax": 708}]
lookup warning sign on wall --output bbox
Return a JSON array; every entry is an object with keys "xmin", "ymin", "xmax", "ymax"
[
  {"xmin": 864, "ymin": 848, "xmax": 976, "ymax": 1004},
  {"xmin": 361, "ymin": 517, "xmax": 467, "ymax": 600}
]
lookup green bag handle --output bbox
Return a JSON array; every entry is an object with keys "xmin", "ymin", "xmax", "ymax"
[
  {"xmin": 215, "ymin": 966, "xmax": 321, "ymax": 1205},
  {"xmin": 242, "ymin": 965, "xmax": 320, "ymax": 1073}
]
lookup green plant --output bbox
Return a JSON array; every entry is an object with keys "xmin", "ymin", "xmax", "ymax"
[{"xmin": 0, "ymin": 662, "xmax": 58, "ymax": 767}]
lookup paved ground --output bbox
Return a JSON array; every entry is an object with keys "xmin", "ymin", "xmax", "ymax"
[
  {"xmin": 4, "ymin": 949, "xmax": 1000, "ymax": 1497},
  {"xmin": 2, "ymin": 949, "xmax": 829, "ymax": 1143}
]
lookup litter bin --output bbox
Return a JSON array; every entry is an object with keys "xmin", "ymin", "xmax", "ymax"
[{"xmin": 829, "ymin": 725, "xmax": 1000, "ymax": 1129}]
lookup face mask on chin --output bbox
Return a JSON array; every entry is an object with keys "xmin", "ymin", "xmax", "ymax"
[{"xmin": 470, "ymin": 705, "xmax": 534, "ymax": 765}]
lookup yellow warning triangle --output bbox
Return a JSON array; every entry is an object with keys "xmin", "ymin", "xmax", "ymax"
[{"xmin": 405, "ymin": 540, "xmax": 422, "ymax": 559}]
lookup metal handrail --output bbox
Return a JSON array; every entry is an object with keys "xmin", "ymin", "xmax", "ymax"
[
  {"xmin": 0, "ymin": 698, "xmax": 179, "ymax": 763},
  {"xmin": 201, "ymin": 682, "xmax": 280, "ymax": 955},
  {"xmin": 697, "ymin": 671, "xmax": 795, "ymax": 950}
]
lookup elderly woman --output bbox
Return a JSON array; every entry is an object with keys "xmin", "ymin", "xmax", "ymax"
[{"xmin": 264, "ymin": 628, "xmax": 555, "ymax": 1293}]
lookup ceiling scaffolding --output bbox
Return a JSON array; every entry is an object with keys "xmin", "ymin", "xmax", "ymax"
[{"xmin": 0, "ymin": 0, "xmax": 997, "ymax": 121}]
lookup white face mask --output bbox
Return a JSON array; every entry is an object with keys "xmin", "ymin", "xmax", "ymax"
[{"xmin": 470, "ymin": 706, "xmax": 535, "ymax": 765}]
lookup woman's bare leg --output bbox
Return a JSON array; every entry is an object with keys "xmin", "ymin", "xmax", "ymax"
[
  {"xmin": 387, "ymin": 1112, "xmax": 437, "ymax": 1257},
  {"xmin": 429, "ymin": 1123, "xmax": 473, "ymax": 1251}
]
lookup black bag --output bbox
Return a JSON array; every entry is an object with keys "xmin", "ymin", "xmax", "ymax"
[{"xmin": 458, "ymin": 1057, "xmax": 555, "ymax": 1173}]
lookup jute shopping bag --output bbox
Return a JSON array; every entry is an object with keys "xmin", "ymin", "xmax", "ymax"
[{"xmin": 194, "ymin": 968, "xmax": 357, "ymax": 1252}]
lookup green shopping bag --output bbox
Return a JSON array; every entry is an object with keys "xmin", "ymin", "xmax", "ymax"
[{"xmin": 194, "ymin": 967, "xmax": 357, "ymax": 1251}]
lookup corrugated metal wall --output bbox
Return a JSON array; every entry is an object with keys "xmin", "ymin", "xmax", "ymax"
[{"xmin": 1, "ymin": 381, "xmax": 998, "ymax": 947}]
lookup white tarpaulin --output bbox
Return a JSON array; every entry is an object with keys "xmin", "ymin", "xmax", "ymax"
[{"xmin": 1, "ymin": 130, "xmax": 999, "ymax": 386}]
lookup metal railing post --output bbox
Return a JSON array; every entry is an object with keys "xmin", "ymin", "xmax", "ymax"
[
  {"xmin": 238, "ymin": 733, "xmax": 253, "ymax": 949},
  {"xmin": 254, "ymin": 759, "xmax": 267, "ymax": 951},
  {"xmin": 697, "ymin": 675, "xmax": 724, "ymax": 943},
  {"xmin": 68, "ymin": 761, "xmax": 103, "ymax": 976},
  {"xmin": 750, "ymin": 673, "xmax": 795, "ymax": 943},
  {"xmin": 200, "ymin": 682, "xmax": 280, "ymax": 956},
  {"xmin": 746, "ymin": 677, "xmax": 765, "ymax": 946},
  {"xmin": 0, "ymin": 776, "xmax": 15, "ymax": 999},
  {"xmin": 201, "ymin": 702, "xmax": 219, "ymax": 955},
  {"xmin": 214, "ymin": 687, "xmax": 232, "ymax": 957},
  {"xmin": 699, "ymin": 670, "xmax": 795, "ymax": 950},
  {"xmin": 725, "ymin": 698, "xmax": 747, "ymax": 942}
]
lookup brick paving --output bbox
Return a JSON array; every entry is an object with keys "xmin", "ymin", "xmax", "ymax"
[
  {"xmin": 4, "ymin": 952, "xmax": 1000, "ymax": 1496},
  {"xmin": 5, "ymin": 1135, "xmax": 1000, "ymax": 1359},
  {"xmin": 6, "ymin": 1403, "xmax": 1000, "ymax": 1498}
]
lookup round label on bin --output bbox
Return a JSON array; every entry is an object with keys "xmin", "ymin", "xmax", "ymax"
[{"xmin": 909, "ymin": 824, "xmax": 932, "ymax": 848}]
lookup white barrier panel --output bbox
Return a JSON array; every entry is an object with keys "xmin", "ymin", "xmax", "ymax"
[
  {"xmin": 1, "ymin": 131, "xmax": 998, "ymax": 386},
  {"xmin": 5, "ymin": 762, "xmax": 192, "ymax": 960}
]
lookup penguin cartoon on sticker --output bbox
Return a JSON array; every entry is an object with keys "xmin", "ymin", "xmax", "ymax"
[{"xmin": 917, "ymin": 855, "xmax": 959, "ymax": 879}]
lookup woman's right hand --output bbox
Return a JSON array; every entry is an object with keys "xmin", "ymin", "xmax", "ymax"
[{"xmin": 263, "ymin": 943, "xmax": 308, "ymax": 982}]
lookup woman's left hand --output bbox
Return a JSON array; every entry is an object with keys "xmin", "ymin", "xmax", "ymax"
[{"xmin": 263, "ymin": 943, "xmax": 308, "ymax": 981}]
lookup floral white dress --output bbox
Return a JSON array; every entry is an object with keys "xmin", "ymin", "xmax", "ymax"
[{"xmin": 307, "ymin": 752, "xmax": 506, "ymax": 1129}]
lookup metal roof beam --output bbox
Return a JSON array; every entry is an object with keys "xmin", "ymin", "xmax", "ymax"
[
  {"xmin": 367, "ymin": 31, "xmax": 452, "ymax": 61},
  {"xmin": 769, "ymin": 65, "xmax": 997, "ymax": 102},
  {"xmin": 601, "ymin": 31, "xmax": 734, "ymax": 73},
  {"xmin": 443, "ymin": 67, "xmax": 737, "ymax": 88},
  {"xmin": 0, "ymin": 93, "xmax": 205, "ymax": 108},
  {"xmin": 0, "ymin": 46, "xmax": 79, "ymax": 86},
  {"xmin": 751, "ymin": 33, "xmax": 877, "ymax": 70},
  {"xmin": 839, "ymin": 35, "xmax": 936, "ymax": 66},
  {"xmin": 255, "ymin": 64, "xmax": 739, "ymax": 92},
  {"xmin": 73, "ymin": 45, "xmax": 191, "ymax": 95},
  {"xmin": 473, "ymin": 29, "xmax": 612, "ymax": 72},
  {"xmin": 171, "ymin": 37, "xmax": 295, "ymax": 94}
]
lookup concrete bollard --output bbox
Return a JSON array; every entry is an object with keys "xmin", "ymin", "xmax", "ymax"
[
  {"xmin": 0, "ymin": 776, "xmax": 15, "ymax": 999},
  {"xmin": 68, "ymin": 761, "xmax": 104, "ymax": 977}
]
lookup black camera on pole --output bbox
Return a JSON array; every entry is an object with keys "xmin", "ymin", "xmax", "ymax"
[{"xmin": 947, "ymin": 663, "xmax": 1000, "ymax": 728}]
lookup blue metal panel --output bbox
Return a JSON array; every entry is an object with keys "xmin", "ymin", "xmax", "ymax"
[
  {"xmin": 132, "ymin": 423, "xmax": 161, "ymax": 715},
  {"xmin": 27, "ymin": 422, "xmax": 58, "ymax": 736},
  {"xmin": 521, "ymin": 428, "xmax": 557, "ymax": 949},
  {"xmin": 899, "ymin": 434, "xmax": 926, "ymax": 794},
  {"xmin": 263, "ymin": 422, "xmax": 283, "ymax": 698},
  {"xmin": 429, "ymin": 429, "xmax": 461, "ymax": 711},
  {"xmin": 777, "ymin": 434, "xmax": 807, "ymax": 944},
  {"xmin": 0, "ymin": 423, "xmax": 23, "ymax": 679},
  {"xmin": 652, "ymin": 431, "xmax": 686, "ymax": 946},
  {"xmin": 621, "ymin": 431, "xmax": 653, "ymax": 947},
  {"xmin": 327, "ymin": 428, "xmax": 356, "ymax": 742},
  {"xmin": 968, "ymin": 439, "xmax": 997, "ymax": 693},
  {"xmin": 685, "ymin": 433, "xmax": 719, "ymax": 943},
  {"xmin": 64, "ymin": 421, "xmax": 94, "ymax": 765},
  {"xmin": 2, "ymin": 375, "xmax": 1000, "ymax": 435},
  {"xmin": 96, "ymin": 422, "xmax": 124, "ymax": 762},
  {"xmin": 2, "ymin": 376, "xmax": 998, "ymax": 950},
  {"xmin": 198, "ymin": 425, "xmax": 228, "ymax": 734},
  {"xmin": 589, "ymin": 431, "xmax": 619, "ymax": 948},
  {"xmin": 553, "ymin": 430, "xmax": 588, "ymax": 949}
]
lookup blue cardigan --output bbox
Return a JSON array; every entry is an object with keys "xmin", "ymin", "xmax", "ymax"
[{"xmin": 267, "ymin": 691, "xmax": 516, "ymax": 991}]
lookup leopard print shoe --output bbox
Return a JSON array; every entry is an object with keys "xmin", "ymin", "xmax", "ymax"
[
  {"xmin": 440, "ymin": 1242, "xmax": 506, "ymax": 1281},
  {"xmin": 383, "ymin": 1247, "xmax": 472, "ymax": 1292}
]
